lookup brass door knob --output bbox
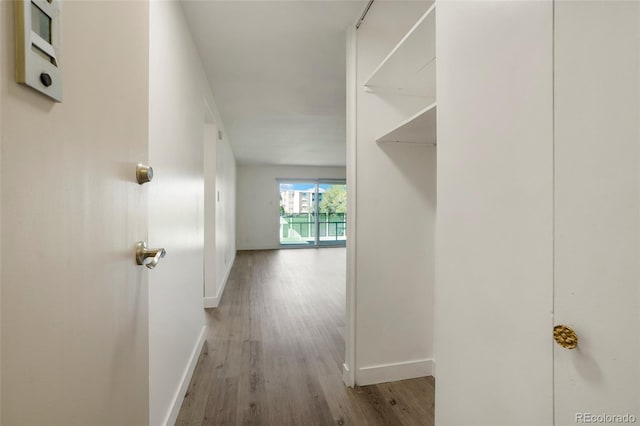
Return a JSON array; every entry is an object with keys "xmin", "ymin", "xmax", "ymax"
[{"xmin": 554, "ymin": 325, "xmax": 578, "ymax": 349}]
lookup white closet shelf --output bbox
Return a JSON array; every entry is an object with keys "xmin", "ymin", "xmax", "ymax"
[
  {"xmin": 377, "ymin": 103, "xmax": 437, "ymax": 145},
  {"xmin": 364, "ymin": 3, "xmax": 436, "ymax": 96}
]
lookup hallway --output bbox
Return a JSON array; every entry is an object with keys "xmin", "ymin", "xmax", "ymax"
[{"xmin": 176, "ymin": 249, "xmax": 435, "ymax": 425}]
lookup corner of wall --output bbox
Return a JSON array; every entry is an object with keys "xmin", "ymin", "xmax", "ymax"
[
  {"xmin": 203, "ymin": 250, "xmax": 236, "ymax": 309},
  {"xmin": 356, "ymin": 359, "xmax": 434, "ymax": 386},
  {"xmin": 162, "ymin": 326, "xmax": 207, "ymax": 426}
]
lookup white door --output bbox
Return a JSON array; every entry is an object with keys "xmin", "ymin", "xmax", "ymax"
[
  {"xmin": 1, "ymin": 1, "xmax": 150, "ymax": 424},
  {"xmin": 554, "ymin": 2, "xmax": 640, "ymax": 424}
]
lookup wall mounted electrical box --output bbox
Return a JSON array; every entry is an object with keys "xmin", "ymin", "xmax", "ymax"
[{"xmin": 15, "ymin": 0, "xmax": 62, "ymax": 102}]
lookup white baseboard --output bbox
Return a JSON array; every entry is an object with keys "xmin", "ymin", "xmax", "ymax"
[
  {"xmin": 237, "ymin": 245, "xmax": 279, "ymax": 251},
  {"xmin": 342, "ymin": 363, "xmax": 355, "ymax": 388},
  {"xmin": 356, "ymin": 358, "xmax": 434, "ymax": 386},
  {"xmin": 203, "ymin": 253, "xmax": 236, "ymax": 309},
  {"xmin": 163, "ymin": 326, "xmax": 207, "ymax": 426},
  {"xmin": 203, "ymin": 296, "xmax": 217, "ymax": 309}
]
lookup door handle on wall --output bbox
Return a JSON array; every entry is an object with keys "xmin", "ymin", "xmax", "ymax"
[{"xmin": 135, "ymin": 241, "xmax": 166, "ymax": 269}]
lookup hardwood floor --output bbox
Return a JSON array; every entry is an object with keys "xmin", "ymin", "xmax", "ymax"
[{"xmin": 176, "ymin": 249, "xmax": 435, "ymax": 426}]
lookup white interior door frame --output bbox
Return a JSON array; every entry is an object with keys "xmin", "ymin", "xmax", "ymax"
[
  {"xmin": 344, "ymin": 24, "xmax": 357, "ymax": 387},
  {"xmin": 203, "ymin": 100, "xmax": 218, "ymax": 308}
]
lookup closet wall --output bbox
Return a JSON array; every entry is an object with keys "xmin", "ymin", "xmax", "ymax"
[{"xmin": 352, "ymin": 0, "xmax": 436, "ymax": 385}]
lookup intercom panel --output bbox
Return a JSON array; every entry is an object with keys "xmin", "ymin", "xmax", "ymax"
[{"xmin": 15, "ymin": 0, "xmax": 62, "ymax": 102}]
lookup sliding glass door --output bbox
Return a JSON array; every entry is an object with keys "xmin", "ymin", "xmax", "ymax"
[
  {"xmin": 279, "ymin": 180, "xmax": 346, "ymax": 247},
  {"xmin": 317, "ymin": 182, "xmax": 347, "ymax": 246}
]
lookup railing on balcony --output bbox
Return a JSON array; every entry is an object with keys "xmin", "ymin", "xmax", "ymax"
[{"xmin": 280, "ymin": 212, "xmax": 346, "ymax": 245}]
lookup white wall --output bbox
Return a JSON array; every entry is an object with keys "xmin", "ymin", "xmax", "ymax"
[
  {"xmin": 236, "ymin": 165, "xmax": 346, "ymax": 250},
  {"xmin": 148, "ymin": 1, "xmax": 235, "ymax": 424},
  {"xmin": 435, "ymin": 2, "xmax": 554, "ymax": 425},
  {"xmin": 1, "ymin": 1, "xmax": 150, "ymax": 424},
  {"xmin": 204, "ymin": 121, "xmax": 237, "ymax": 308},
  {"xmin": 354, "ymin": 1, "xmax": 436, "ymax": 385}
]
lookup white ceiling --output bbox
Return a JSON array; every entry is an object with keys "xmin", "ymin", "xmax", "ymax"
[{"xmin": 181, "ymin": 1, "xmax": 366, "ymax": 167}]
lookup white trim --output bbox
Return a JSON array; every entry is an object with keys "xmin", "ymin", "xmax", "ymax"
[
  {"xmin": 356, "ymin": 359, "xmax": 434, "ymax": 386},
  {"xmin": 203, "ymin": 98, "xmax": 216, "ymax": 124},
  {"xmin": 162, "ymin": 326, "xmax": 207, "ymax": 426},
  {"xmin": 344, "ymin": 24, "xmax": 358, "ymax": 388},
  {"xmin": 342, "ymin": 363, "xmax": 354, "ymax": 387},
  {"xmin": 237, "ymin": 244, "xmax": 279, "ymax": 251},
  {"xmin": 203, "ymin": 252, "xmax": 236, "ymax": 308},
  {"xmin": 203, "ymin": 296, "xmax": 218, "ymax": 309}
]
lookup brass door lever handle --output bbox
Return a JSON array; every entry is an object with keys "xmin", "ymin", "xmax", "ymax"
[{"xmin": 135, "ymin": 241, "xmax": 166, "ymax": 269}]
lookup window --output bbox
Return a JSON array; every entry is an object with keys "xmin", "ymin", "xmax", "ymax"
[{"xmin": 278, "ymin": 180, "xmax": 346, "ymax": 247}]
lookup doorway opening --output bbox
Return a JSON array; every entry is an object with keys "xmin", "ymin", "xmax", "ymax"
[{"xmin": 278, "ymin": 179, "xmax": 347, "ymax": 247}]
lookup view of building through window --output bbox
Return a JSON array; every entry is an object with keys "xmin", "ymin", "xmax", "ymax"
[{"xmin": 279, "ymin": 181, "xmax": 346, "ymax": 246}]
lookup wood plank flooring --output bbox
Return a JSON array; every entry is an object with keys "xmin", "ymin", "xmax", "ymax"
[{"xmin": 176, "ymin": 249, "xmax": 435, "ymax": 426}]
